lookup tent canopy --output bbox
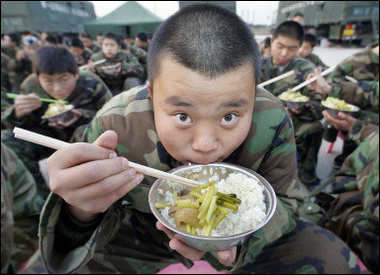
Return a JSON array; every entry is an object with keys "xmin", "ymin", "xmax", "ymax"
[{"xmin": 85, "ymin": 1, "xmax": 163, "ymax": 37}]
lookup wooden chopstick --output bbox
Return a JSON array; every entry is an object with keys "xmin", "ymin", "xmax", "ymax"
[
  {"xmin": 6, "ymin": 93, "xmax": 68, "ymax": 104},
  {"xmin": 13, "ymin": 127, "xmax": 201, "ymax": 188},
  {"xmin": 291, "ymin": 65, "xmax": 337, "ymax": 92},
  {"xmin": 258, "ymin": 70, "xmax": 295, "ymax": 88},
  {"xmin": 79, "ymin": 59, "xmax": 106, "ymax": 70}
]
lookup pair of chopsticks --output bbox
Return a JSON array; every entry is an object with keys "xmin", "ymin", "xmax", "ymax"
[
  {"xmin": 79, "ymin": 59, "xmax": 106, "ymax": 71},
  {"xmin": 13, "ymin": 127, "xmax": 201, "ymax": 188},
  {"xmin": 6, "ymin": 93, "xmax": 68, "ymax": 104},
  {"xmin": 258, "ymin": 66, "xmax": 337, "ymax": 92}
]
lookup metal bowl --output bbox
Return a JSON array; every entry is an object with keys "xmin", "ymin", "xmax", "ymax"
[
  {"xmin": 42, "ymin": 105, "xmax": 75, "ymax": 123},
  {"xmin": 148, "ymin": 163, "xmax": 277, "ymax": 251},
  {"xmin": 281, "ymin": 99, "xmax": 308, "ymax": 111},
  {"xmin": 321, "ymin": 102, "xmax": 360, "ymax": 117},
  {"xmin": 102, "ymin": 65, "xmax": 119, "ymax": 75}
]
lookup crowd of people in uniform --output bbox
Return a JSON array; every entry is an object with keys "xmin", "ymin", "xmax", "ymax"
[{"xmin": 1, "ymin": 5, "xmax": 378, "ymax": 274}]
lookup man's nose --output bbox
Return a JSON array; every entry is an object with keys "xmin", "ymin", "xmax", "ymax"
[{"xmin": 192, "ymin": 128, "xmax": 218, "ymax": 154}]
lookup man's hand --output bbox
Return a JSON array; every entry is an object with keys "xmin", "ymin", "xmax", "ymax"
[
  {"xmin": 156, "ymin": 221, "xmax": 237, "ymax": 265},
  {"xmin": 306, "ymin": 69, "xmax": 332, "ymax": 95},
  {"xmin": 86, "ymin": 60, "xmax": 96, "ymax": 73},
  {"xmin": 48, "ymin": 109, "xmax": 82, "ymax": 130},
  {"xmin": 323, "ymin": 110, "xmax": 356, "ymax": 132},
  {"xmin": 47, "ymin": 130, "xmax": 144, "ymax": 222},
  {"xmin": 113, "ymin": 62, "xmax": 122, "ymax": 76},
  {"xmin": 14, "ymin": 93, "xmax": 42, "ymax": 118},
  {"xmin": 285, "ymin": 103, "xmax": 308, "ymax": 117}
]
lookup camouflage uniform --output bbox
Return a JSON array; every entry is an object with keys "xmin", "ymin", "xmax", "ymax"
[
  {"xmin": 89, "ymin": 42, "xmax": 101, "ymax": 54},
  {"xmin": 90, "ymin": 51, "xmax": 144, "ymax": 95},
  {"xmin": 1, "ymin": 45, "xmax": 19, "ymax": 59},
  {"xmin": 1, "ymin": 143, "xmax": 45, "ymax": 273},
  {"xmin": 1, "ymin": 71, "xmax": 113, "ymax": 198},
  {"xmin": 125, "ymin": 44, "xmax": 148, "ymax": 82},
  {"xmin": 303, "ymin": 52, "xmax": 328, "ymax": 71},
  {"xmin": 75, "ymin": 48, "xmax": 94, "ymax": 67},
  {"xmin": 325, "ymin": 43, "xmax": 379, "ymax": 166},
  {"xmin": 260, "ymin": 56, "xmax": 324, "ymax": 184},
  {"xmin": 7, "ymin": 55, "xmax": 33, "ymax": 93},
  {"xmin": 1, "ymin": 52, "xmax": 11, "ymax": 92},
  {"xmin": 316, "ymin": 123, "xmax": 379, "ymax": 273},
  {"xmin": 24, "ymin": 86, "xmax": 360, "ymax": 274}
]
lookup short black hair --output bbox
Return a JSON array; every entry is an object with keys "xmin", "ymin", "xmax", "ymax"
[
  {"xmin": 304, "ymin": 33, "xmax": 317, "ymax": 47},
  {"xmin": 70, "ymin": 37, "xmax": 84, "ymax": 49},
  {"xmin": 125, "ymin": 34, "xmax": 131, "ymax": 39},
  {"xmin": 292, "ymin": 12, "xmax": 304, "ymax": 18},
  {"xmin": 97, "ymin": 32, "xmax": 104, "ymax": 36},
  {"xmin": 136, "ymin": 32, "xmax": 148, "ymax": 43},
  {"xmin": 273, "ymin": 21, "xmax": 304, "ymax": 45},
  {"xmin": 148, "ymin": 4, "xmax": 260, "ymax": 85},
  {"xmin": 81, "ymin": 33, "xmax": 93, "ymax": 40},
  {"xmin": 264, "ymin": 37, "xmax": 271, "ymax": 49},
  {"xmin": 45, "ymin": 35, "xmax": 58, "ymax": 45},
  {"xmin": 7, "ymin": 33, "xmax": 20, "ymax": 46},
  {"xmin": 103, "ymin": 32, "xmax": 122, "ymax": 46},
  {"xmin": 33, "ymin": 46, "xmax": 77, "ymax": 75}
]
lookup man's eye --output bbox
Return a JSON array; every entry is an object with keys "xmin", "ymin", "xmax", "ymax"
[
  {"xmin": 174, "ymin": 113, "xmax": 193, "ymax": 125},
  {"xmin": 221, "ymin": 114, "xmax": 238, "ymax": 125}
]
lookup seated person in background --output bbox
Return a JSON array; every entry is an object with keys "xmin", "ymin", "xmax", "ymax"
[
  {"xmin": 8, "ymin": 35, "xmax": 40, "ymax": 93},
  {"xmin": 124, "ymin": 34, "xmax": 134, "ymax": 46},
  {"xmin": 80, "ymin": 32, "xmax": 102, "ymax": 54},
  {"xmin": 96, "ymin": 32, "xmax": 103, "ymax": 45},
  {"xmin": 307, "ymin": 43, "xmax": 379, "ymax": 170},
  {"xmin": 124, "ymin": 40, "xmax": 148, "ymax": 83},
  {"xmin": 69, "ymin": 37, "xmax": 93, "ymax": 67},
  {"xmin": 23, "ymin": 5, "xmax": 360, "ymax": 274},
  {"xmin": 43, "ymin": 35, "xmax": 59, "ymax": 47},
  {"xmin": 1, "ymin": 33, "xmax": 21, "ymax": 59},
  {"xmin": 1, "ymin": 46, "xmax": 113, "ymax": 199},
  {"xmin": 260, "ymin": 37, "xmax": 272, "ymax": 59},
  {"xmin": 298, "ymin": 34, "xmax": 328, "ymax": 71},
  {"xmin": 87, "ymin": 32, "xmax": 144, "ymax": 95},
  {"xmin": 1, "ymin": 142, "xmax": 45, "ymax": 273},
  {"xmin": 135, "ymin": 32, "xmax": 149, "ymax": 52},
  {"xmin": 290, "ymin": 12, "xmax": 304, "ymax": 24},
  {"xmin": 260, "ymin": 21, "xmax": 324, "ymax": 188},
  {"xmin": 316, "ymin": 110, "xmax": 379, "ymax": 273}
]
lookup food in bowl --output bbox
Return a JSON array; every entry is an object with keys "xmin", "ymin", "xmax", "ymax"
[
  {"xmin": 102, "ymin": 64, "xmax": 119, "ymax": 75},
  {"xmin": 43, "ymin": 100, "xmax": 73, "ymax": 118},
  {"xmin": 278, "ymin": 90, "xmax": 310, "ymax": 102},
  {"xmin": 321, "ymin": 97, "xmax": 357, "ymax": 111},
  {"xmin": 155, "ymin": 171, "xmax": 267, "ymax": 237}
]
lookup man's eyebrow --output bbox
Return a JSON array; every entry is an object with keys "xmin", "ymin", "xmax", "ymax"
[
  {"xmin": 220, "ymin": 99, "xmax": 250, "ymax": 109},
  {"xmin": 165, "ymin": 96, "xmax": 195, "ymax": 107},
  {"xmin": 278, "ymin": 42, "xmax": 299, "ymax": 49}
]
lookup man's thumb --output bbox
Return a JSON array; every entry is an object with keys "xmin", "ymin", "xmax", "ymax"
[{"xmin": 93, "ymin": 130, "xmax": 118, "ymax": 151}]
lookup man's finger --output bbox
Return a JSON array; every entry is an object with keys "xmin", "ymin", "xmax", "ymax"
[
  {"xmin": 169, "ymin": 239, "xmax": 205, "ymax": 261},
  {"xmin": 218, "ymin": 246, "xmax": 237, "ymax": 265},
  {"xmin": 156, "ymin": 221, "xmax": 175, "ymax": 240}
]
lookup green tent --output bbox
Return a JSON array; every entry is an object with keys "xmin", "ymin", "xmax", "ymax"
[{"xmin": 84, "ymin": 1, "xmax": 163, "ymax": 38}]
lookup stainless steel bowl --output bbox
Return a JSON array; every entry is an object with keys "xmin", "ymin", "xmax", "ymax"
[
  {"xmin": 148, "ymin": 163, "xmax": 277, "ymax": 251},
  {"xmin": 322, "ymin": 102, "xmax": 361, "ymax": 117}
]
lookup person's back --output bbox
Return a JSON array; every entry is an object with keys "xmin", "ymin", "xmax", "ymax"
[{"xmin": 24, "ymin": 5, "xmax": 360, "ymax": 274}]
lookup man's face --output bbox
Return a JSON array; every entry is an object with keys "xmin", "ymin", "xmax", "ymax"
[
  {"xmin": 135, "ymin": 37, "xmax": 146, "ymax": 48},
  {"xmin": 149, "ymin": 56, "xmax": 256, "ymax": 165},
  {"xmin": 271, "ymin": 35, "xmax": 300, "ymax": 66},
  {"xmin": 69, "ymin": 46, "xmax": 84, "ymax": 58},
  {"xmin": 124, "ymin": 38, "xmax": 133, "ymax": 46},
  {"xmin": 298, "ymin": 41, "xmax": 313, "ymax": 58},
  {"xmin": 102, "ymin": 38, "xmax": 120, "ymax": 58},
  {"xmin": 38, "ymin": 72, "xmax": 79, "ymax": 100},
  {"xmin": 96, "ymin": 35, "xmax": 103, "ymax": 44},
  {"xmin": 292, "ymin": 16, "xmax": 304, "ymax": 24},
  {"xmin": 4, "ymin": 35, "xmax": 16, "ymax": 48},
  {"xmin": 81, "ymin": 37, "xmax": 92, "ymax": 49}
]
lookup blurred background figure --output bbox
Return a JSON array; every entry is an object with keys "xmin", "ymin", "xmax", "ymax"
[
  {"xmin": 80, "ymin": 32, "xmax": 101, "ymax": 54},
  {"xmin": 135, "ymin": 32, "xmax": 149, "ymax": 52},
  {"xmin": 69, "ymin": 37, "xmax": 93, "ymax": 66},
  {"xmin": 44, "ymin": 35, "xmax": 58, "ymax": 47},
  {"xmin": 298, "ymin": 34, "xmax": 328, "ymax": 71},
  {"xmin": 291, "ymin": 12, "xmax": 304, "ymax": 25},
  {"xmin": 96, "ymin": 32, "xmax": 104, "ymax": 45}
]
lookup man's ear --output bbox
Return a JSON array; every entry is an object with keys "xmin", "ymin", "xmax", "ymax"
[{"xmin": 147, "ymin": 81, "xmax": 153, "ymax": 99}]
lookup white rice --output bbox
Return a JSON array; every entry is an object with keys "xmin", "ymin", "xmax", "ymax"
[{"xmin": 158, "ymin": 171, "xmax": 267, "ymax": 237}]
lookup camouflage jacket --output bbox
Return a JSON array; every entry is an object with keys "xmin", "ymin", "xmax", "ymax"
[
  {"xmin": 75, "ymin": 48, "xmax": 93, "ymax": 66},
  {"xmin": 128, "ymin": 45, "xmax": 147, "ymax": 66},
  {"xmin": 1, "ymin": 52, "xmax": 11, "ymax": 91},
  {"xmin": 90, "ymin": 51, "xmax": 144, "ymax": 89},
  {"xmin": 38, "ymin": 85, "xmax": 303, "ymax": 273},
  {"xmin": 260, "ymin": 56, "xmax": 324, "ymax": 121},
  {"xmin": 89, "ymin": 42, "xmax": 101, "ymax": 54},
  {"xmin": 1, "ymin": 45, "xmax": 19, "ymax": 59},
  {"xmin": 322, "ymin": 128, "xmax": 379, "ymax": 271},
  {"xmin": 1, "ymin": 71, "xmax": 112, "ymax": 141},
  {"xmin": 327, "ymin": 43, "xmax": 379, "ymax": 113},
  {"xmin": 303, "ymin": 52, "xmax": 328, "ymax": 71},
  {"xmin": 1, "ymin": 142, "xmax": 45, "ymax": 272}
]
